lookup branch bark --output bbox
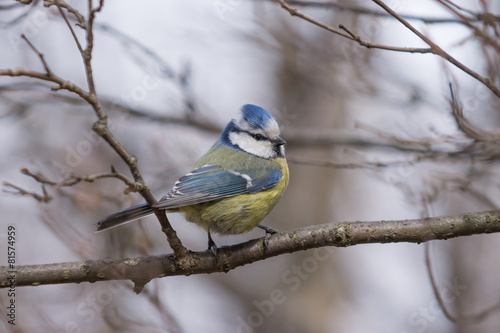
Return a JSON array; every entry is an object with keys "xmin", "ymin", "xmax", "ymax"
[{"xmin": 2, "ymin": 210, "xmax": 499, "ymax": 293}]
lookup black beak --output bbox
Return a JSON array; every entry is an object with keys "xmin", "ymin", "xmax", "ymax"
[{"xmin": 273, "ymin": 136, "xmax": 286, "ymax": 146}]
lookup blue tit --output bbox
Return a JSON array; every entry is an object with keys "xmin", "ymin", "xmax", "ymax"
[{"xmin": 97, "ymin": 104, "xmax": 289, "ymax": 248}]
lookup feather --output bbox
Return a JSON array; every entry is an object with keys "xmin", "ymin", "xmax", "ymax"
[{"xmin": 152, "ymin": 164, "xmax": 282, "ymax": 210}]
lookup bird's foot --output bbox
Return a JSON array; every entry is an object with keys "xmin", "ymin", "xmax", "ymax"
[
  {"xmin": 207, "ymin": 231, "xmax": 218, "ymax": 258},
  {"xmin": 258, "ymin": 224, "xmax": 278, "ymax": 251}
]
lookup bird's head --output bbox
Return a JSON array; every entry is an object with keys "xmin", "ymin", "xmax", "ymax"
[{"xmin": 220, "ymin": 104, "xmax": 286, "ymax": 159}]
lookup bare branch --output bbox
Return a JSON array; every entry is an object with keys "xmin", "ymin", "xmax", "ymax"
[
  {"xmin": 83, "ymin": 0, "xmax": 104, "ymax": 96},
  {"xmin": 269, "ymin": 0, "xmax": 500, "ymax": 25},
  {"xmin": 1, "ymin": 210, "xmax": 499, "ymax": 290},
  {"xmin": 338, "ymin": 24, "xmax": 432, "ymax": 53},
  {"xmin": 0, "ymin": 67, "xmax": 91, "ymax": 99},
  {"xmin": 1, "ymin": 167, "xmax": 138, "ymax": 201},
  {"xmin": 275, "ymin": 0, "xmax": 500, "ymax": 98},
  {"xmin": 2, "ymin": 182, "xmax": 51, "ymax": 203},
  {"xmin": 0, "ymin": 3, "xmax": 190, "ymax": 261},
  {"xmin": 2, "ymin": 166, "xmax": 137, "ymax": 204},
  {"xmin": 371, "ymin": 0, "xmax": 500, "ymax": 99},
  {"xmin": 276, "ymin": 0, "xmax": 432, "ymax": 54},
  {"xmin": 43, "ymin": 0, "xmax": 86, "ymax": 28}
]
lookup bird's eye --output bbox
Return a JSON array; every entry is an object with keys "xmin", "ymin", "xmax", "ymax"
[{"xmin": 254, "ymin": 134, "xmax": 265, "ymax": 141}]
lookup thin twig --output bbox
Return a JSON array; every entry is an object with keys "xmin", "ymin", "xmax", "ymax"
[
  {"xmin": 83, "ymin": 0, "xmax": 99, "ymax": 95},
  {"xmin": 20, "ymin": 34, "xmax": 52, "ymax": 74},
  {"xmin": 275, "ymin": 0, "xmax": 500, "ymax": 98},
  {"xmin": 339, "ymin": 23, "xmax": 432, "ymax": 53},
  {"xmin": 18, "ymin": 166, "xmax": 136, "ymax": 190},
  {"xmin": 0, "ymin": 67, "xmax": 90, "ymax": 98},
  {"xmin": 371, "ymin": 0, "xmax": 500, "ymax": 99},
  {"xmin": 436, "ymin": 0, "xmax": 500, "ymax": 53},
  {"xmin": 43, "ymin": 0, "xmax": 87, "ymax": 28},
  {"xmin": 267, "ymin": 0, "xmax": 500, "ymax": 24},
  {"xmin": 54, "ymin": 1, "xmax": 84, "ymax": 54},
  {"xmin": 441, "ymin": 0, "xmax": 477, "ymax": 17},
  {"xmin": 3, "ymin": 182, "xmax": 51, "ymax": 203},
  {"xmin": 2, "ymin": 166, "xmax": 136, "ymax": 204},
  {"xmin": 276, "ymin": 0, "xmax": 432, "ymax": 54}
]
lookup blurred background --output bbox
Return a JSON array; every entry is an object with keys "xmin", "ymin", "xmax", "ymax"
[{"xmin": 1, "ymin": 0, "xmax": 500, "ymax": 332}]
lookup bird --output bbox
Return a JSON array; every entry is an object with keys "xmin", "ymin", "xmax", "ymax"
[{"xmin": 97, "ymin": 104, "xmax": 289, "ymax": 251}]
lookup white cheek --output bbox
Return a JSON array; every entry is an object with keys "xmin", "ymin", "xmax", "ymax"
[{"xmin": 229, "ymin": 132, "xmax": 275, "ymax": 159}]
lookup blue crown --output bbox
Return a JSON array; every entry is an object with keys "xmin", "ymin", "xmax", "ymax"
[{"xmin": 240, "ymin": 104, "xmax": 275, "ymax": 130}]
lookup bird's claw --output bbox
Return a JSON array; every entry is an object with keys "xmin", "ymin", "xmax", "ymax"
[
  {"xmin": 207, "ymin": 230, "xmax": 218, "ymax": 258},
  {"xmin": 258, "ymin": 224, "xmax": 278, "ymax": 251},
  {"xmin": 263, "ymin": 232, "xmax": 273, "ymax": 250}
]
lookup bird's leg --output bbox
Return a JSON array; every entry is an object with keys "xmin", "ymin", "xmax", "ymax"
[
  {"xmin": 257, "ymin": 224, "xmax": 278, "ymax": 250},
  {"xmin": 258, "ymin": 224, "xmax": 278, "ymax": 234},
  {"xmin": 207, "ymin": 228, "xmax": 217, "ymax": 257}
]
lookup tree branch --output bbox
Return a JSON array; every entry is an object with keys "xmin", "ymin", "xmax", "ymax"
[
  {"xmin": 0, "ymin": 3, "xmax": 191, "ymax": 262},
  {"xmin": 371, "ymin": 0, "xmax": 500, "ymax": 99},
  {"xmin": 276, "ymin": 0, "xmax": 432, "ymax": 54},
  {"xmin": 275, "ymin": 0, "xmax": 500, "ymax": 98},
  {"xmin": 2, "ymin": 210, "xmax": 499, "ymax": 292},
  {"xmin": 2, "ymin": 167, "xmax": 138, "ymax": 203},
  {"xmin": 268, "ymin": 0, "xmax": 500, "ymax": 25}
]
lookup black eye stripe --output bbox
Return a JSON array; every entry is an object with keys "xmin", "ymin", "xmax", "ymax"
[{"xmin": 243, "ymin": 131, "xmax": 267, "ymax": 141}]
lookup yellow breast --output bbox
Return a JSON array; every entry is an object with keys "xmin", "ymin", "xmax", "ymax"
[{"xmin": 178, "ymin": 157, "xmax": 289, "ymax": 235}]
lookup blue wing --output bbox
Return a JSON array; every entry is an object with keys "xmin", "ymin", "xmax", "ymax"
[{"xmin": 153, "ymin": 164, "xmax": 282, "ymax": 210}]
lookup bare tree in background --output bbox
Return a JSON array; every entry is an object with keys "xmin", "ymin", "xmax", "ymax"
[{"xmin": 1, "ymin": 0, "xmax": 500, "ymax": 332}]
